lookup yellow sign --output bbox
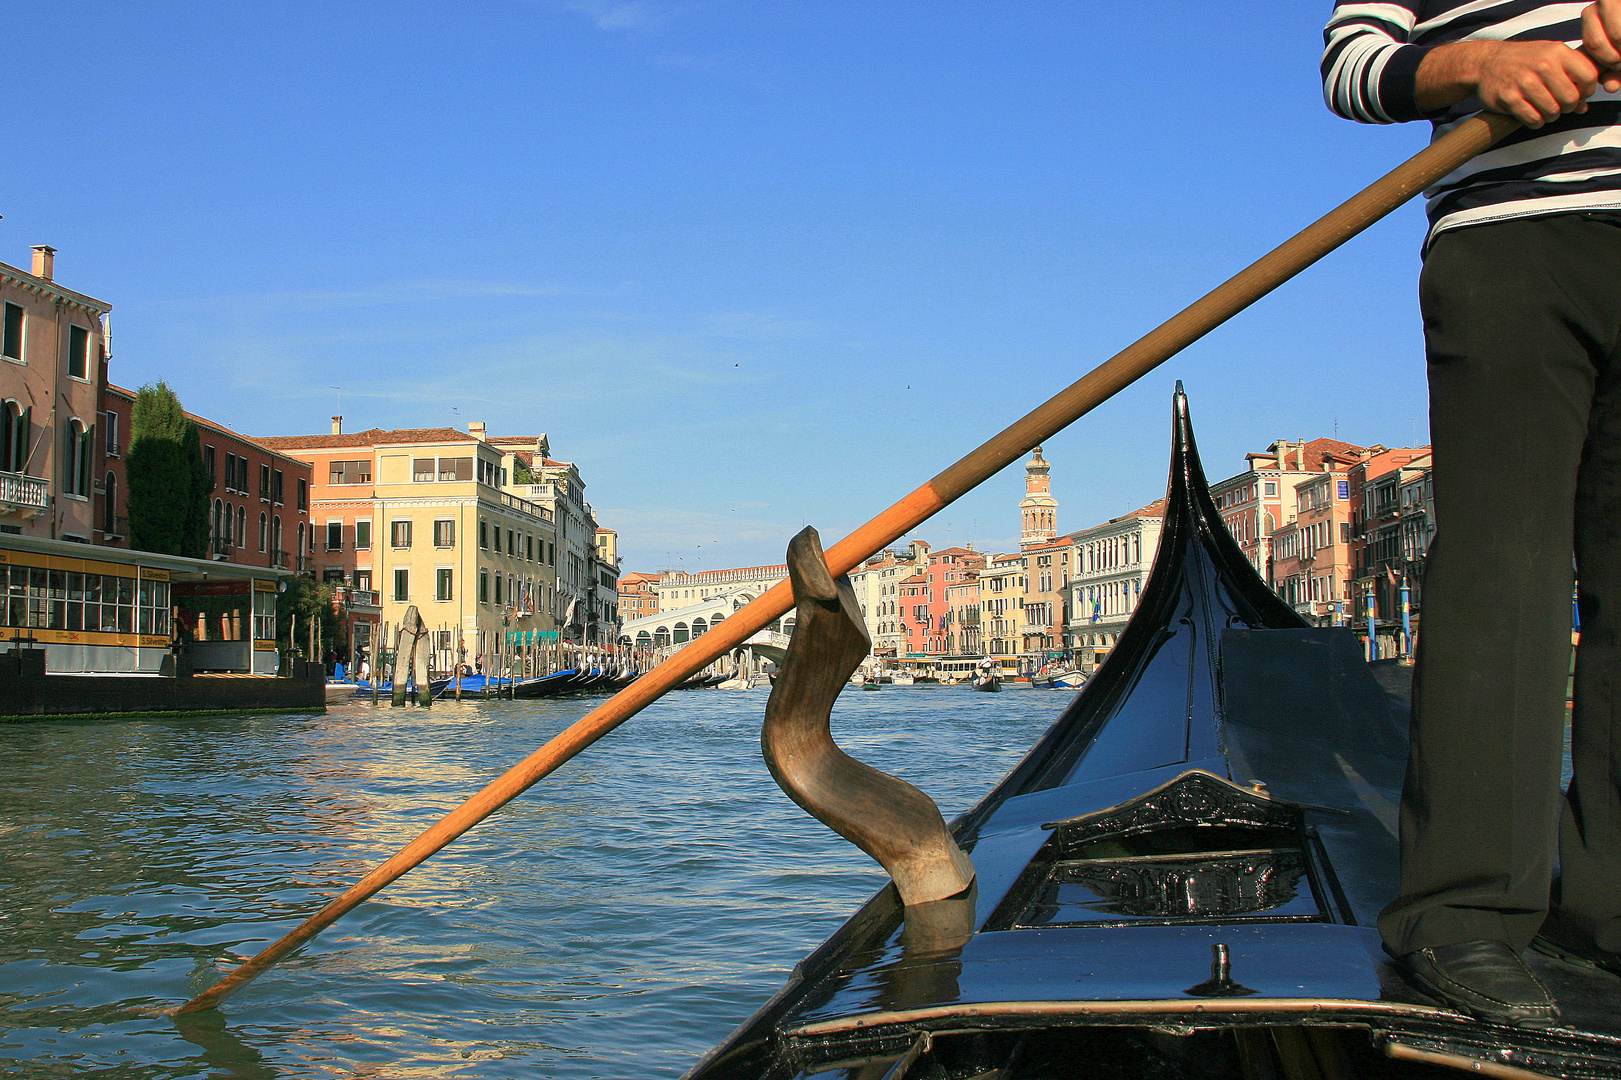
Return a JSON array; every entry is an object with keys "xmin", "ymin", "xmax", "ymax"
[
  {"xmin": 253, "ymin": 579, "xmax": 277, "ymax": 593},
  {"xmin": 0, "ymin": 550, "xmax": 133, "ymax": 578},
  {"xmin": 21, "ymin": 628, "xmax": 171, "ymax": 648},
  {"xmin": 139, "ymin": 566, "xmax": 171, "ymax": 581},
  {"xmin": 254, "ymin": 639, "xmax": 279, "ymax": 651}
]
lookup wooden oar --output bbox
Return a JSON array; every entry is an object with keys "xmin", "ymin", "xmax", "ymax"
[{"xmin": 173, "ymin": 110, "xmax": 1519, "ymax": 1016}]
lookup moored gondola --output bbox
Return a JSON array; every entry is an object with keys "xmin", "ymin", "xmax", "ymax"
[
  {"xmin": 509, "ymin": 669, "xmax": 577, "ymax": 698},
  {"xmin": 683, "ymin": 386, "xmax": 1621, "ymax": 1080}
]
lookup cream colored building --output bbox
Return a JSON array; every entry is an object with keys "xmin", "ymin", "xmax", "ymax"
[
  {"xmin": 1064, "ymin": 499, "xmax": 1166, "ymax": 670},
  {"xmin": 848, "ymin": 540, "xmax": 930, "ymax": 658},
  {"xmin": 257, "ymin": 420, "xmax": 559, "ymax": 668},
  {"xmin": 655, "ymin": 563, "xmax": 787, "ymax": 612},
  {"xmin": 980, "ymin": 552, "xmax": 1026, "ymax": 661},
  {"xmin": 490, "ymin": 434, "xmax": 619, "ymax": 647}
]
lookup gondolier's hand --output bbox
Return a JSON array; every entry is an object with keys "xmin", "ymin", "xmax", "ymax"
[
  {"xmin": 1414, "ymin": 5, "xmax": 1621, "ymax": 130},
  {"xmin": 1584, "ymin": 0, "xmax": 1621, "ymax": 93}
]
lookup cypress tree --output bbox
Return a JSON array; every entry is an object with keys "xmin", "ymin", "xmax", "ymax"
[{"xmin": 127, "ymin": 381, "xmax": 212, "ymax": 558}]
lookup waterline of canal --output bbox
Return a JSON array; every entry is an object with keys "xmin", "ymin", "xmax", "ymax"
[{"xmin": 0, "ymin": 687, "xmax": 1057, "ymax": 1078}]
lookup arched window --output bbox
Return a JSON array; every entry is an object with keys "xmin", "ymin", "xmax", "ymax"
[
  {"xmin": 237, "ymin": 504, "xmax": 247, "ymax": 549},
  {"xmin": 0, "ymin": 401, "xmax": 28, "ymax": 473},
  {"xmin": 272, "ymin": 515, "xmax": 282, "ymax": 562},
  {"xmin": 653, "ymin": 626, "xmax": 670, "ymax": 647},
  {"xmin": 296, "ymin": 521, "xmax": 305, "ymax": 563},
  {"xmin": 673, "ymin": 622, "xmax": 689, "ymax": 643},
  {"xmin": 64, "ymin": 418, "xmax": 92, "ymax": 496},
  {"xmin": 258, "ymin": 512, "xmax": 268, "ymax": 552},
  {"xmin": 636, "ymin": 631, "xmax": 652, "ymax": 649},
  {"xmin": 710, "ymin": 612, "xmax": 725, "ymax": 626},
  {"xmin": 691, "ymin": 617, "xmax": 707, "ymax": 637},
  {"xmin": 221, "ymin": 501, "xmax": 232, "ymax": 548},
  {"xmin": 782, "ymin": 616, "xmax": 796, "ymax": 635},
  {"xmin": 104, "ymin": 472, "xmax": 117, "ymax": 532}
]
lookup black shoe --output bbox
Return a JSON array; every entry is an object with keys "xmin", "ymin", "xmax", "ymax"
[
  {"xmin": 1532, "ymin": 931, "xmax": 1621, "ymax": 979},
  {"xmin": 1398, "ymin": 941, "xmax": 1560, "ymax": 1028}
]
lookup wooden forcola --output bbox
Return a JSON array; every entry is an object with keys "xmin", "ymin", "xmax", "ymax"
[{"xmin": 171, "ymin": 110, "xmax": 1520, "ymax": 1017}]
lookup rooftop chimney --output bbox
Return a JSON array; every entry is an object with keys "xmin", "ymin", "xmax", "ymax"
[
  {"xmin": 31, "ymin": 246, "xmax": 55, "ymax": 281},
  {"xmin": 469, "ymin": 421, "xmax": 487, "ymax": 441},
  {"xmin": 331, "ymin": 415, "xmax": 343, "ymax": 435}
]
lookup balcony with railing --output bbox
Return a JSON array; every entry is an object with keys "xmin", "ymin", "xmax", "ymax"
[
  {"xmin": 336, "ymin": 586, "xmax": 381, "ymax": 613},
  {"xmin": 500, "ymin": 490, "xmax": 554, "ymax": 523},
  {"xmin": 210, "ymin": 536, "xmax": 233, "ymax": 559},
  {"xmin": 0, "ymin": 471, "xmax": 49, "ymax": 518}
]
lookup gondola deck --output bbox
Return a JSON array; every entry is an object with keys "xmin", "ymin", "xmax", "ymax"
[{"xmin": 684, "ymin": 388, "xmax": 1621, "ymax": 1080}]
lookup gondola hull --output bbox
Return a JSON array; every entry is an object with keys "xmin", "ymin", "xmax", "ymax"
[{"xmin": 685, "ymin": 388, "xmax": 1621, "ymax": 1080}]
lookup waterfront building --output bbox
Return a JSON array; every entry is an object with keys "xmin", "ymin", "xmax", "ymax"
[
  {"xmin": 848, "ymin": 540, "xmax": 930, "ymax": 659},
  {"xmin": 490, "ymin": 433, "xmax": 617, "ymax": 648},
  {"xmin": 0, "ymin": 530, "xmax": 287, "ymax": 674},
  {"xmin": 943, "ymin": 570, "xmax": 983, "ymax": 656},
  {"xmin": 1064, "ymin": 499, "xmax": 1166, "ymax": 671},
  {"xmin": 592, "ymin": 527, "xmax": 621, "ymax": 644},
  {"xmin": 654, "ymin": 563, "xmax": 788, "ymax": 612},
  {"xmin": 1270, "ymin": 458, "xmax": 1362, "ymax": 625},
  {"xmin": 1020, "ymin": 536, "xmax": 1073, "ymax": 665},
  {"xmin": 1347, "ymin": 447, "xmax": 1433, "ymax": 658},
  {"xmin": 0, "ymin": 247, "xmax": 112, "ymax": 544},
  {"xmin": 618, "ymin": 571, "xmax": 663, "ymax": 624},
  {"xmin": 256, "ymin": 419, "xmax": 559, "ymax": 669},
  {"xmin": 980, "ymin": 551, "xmax": 1026, "ymax": 662},
  {"xmin": 897, "ymin": 546, "xmax": 986, "ymax": 658},
  {"xmin": 101, "ymin": 383, "xmax": 313, "ymax": 570},
  {"xmin": 1398, "ymin": 459, "xmax": 1435, "ymax": 620},
  {"xmin": 1210, "ymin": 437, "xmax": 1367, "ymax": 585}
]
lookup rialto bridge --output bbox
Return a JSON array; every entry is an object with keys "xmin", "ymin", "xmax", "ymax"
[{"xmin": 617, "ymin": 585, "xmax": 795, "ymax": 664}]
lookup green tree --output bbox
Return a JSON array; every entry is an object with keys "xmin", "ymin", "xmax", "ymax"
[
  {"xmin": 126, "ymin": 381, "xmax": 212, "ymax": 557},
  {"xmin": 513, "ymin": 457, "xmax": 536, "ymax": 484},
  {"xmin": 277, "ymin": 576, "xmax": 341, "ymax": 657}
]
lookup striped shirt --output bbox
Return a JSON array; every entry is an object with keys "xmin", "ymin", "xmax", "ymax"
[{"xmin": 1324, "ymin": 1, "xmax": 1621, "ymax": 241}]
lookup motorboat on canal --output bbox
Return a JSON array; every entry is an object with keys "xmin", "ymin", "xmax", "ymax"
[{"xmin": 682, "ymin": 387, "xmax": 1621, "ymax": 1080}]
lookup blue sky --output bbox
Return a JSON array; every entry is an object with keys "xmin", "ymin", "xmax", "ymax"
[{"xmin": 3, "ymin": 2, "xmax": 1438, "ymax": 573}]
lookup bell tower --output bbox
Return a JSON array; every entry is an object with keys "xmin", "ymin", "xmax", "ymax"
[{"xmin": 1020, "ymin": 446, "xmax": 1058, "ymax": 550}]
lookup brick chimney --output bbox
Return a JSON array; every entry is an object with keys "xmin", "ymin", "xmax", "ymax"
[
  {"xmin": 469, "ymin": 421, "xmax": 487, "ymax": 441},
  {"xmin": 31, "ymin": 246, "xmax": 55, "ymax": 281},
  {"xmin": 331, "ymin": 415, "xmax": 343, "ymax": 435}
]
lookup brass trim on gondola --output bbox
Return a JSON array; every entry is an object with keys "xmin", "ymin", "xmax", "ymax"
[
  {"xmin": 1383, "ymin": 1040, "xmax": 1557, "ymax": 1080},
  {"xmin": 781, "ymin": 996, "xmax": 1453, "ymax": 1039}
]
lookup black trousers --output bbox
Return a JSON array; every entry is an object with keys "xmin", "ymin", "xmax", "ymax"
[{"xmin": 1379, "ymin": 213, "xmax": 1621, "ymax": 957}]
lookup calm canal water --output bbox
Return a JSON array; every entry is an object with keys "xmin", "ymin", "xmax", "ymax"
[{"xmin": 0, "ymin": 685, "xmax": 1059, "ymax": 1078}]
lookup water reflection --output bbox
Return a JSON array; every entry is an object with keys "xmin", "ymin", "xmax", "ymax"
[{"xmin": 0, "ymin": 689, "xmax": 1051, "ymax": 1077}]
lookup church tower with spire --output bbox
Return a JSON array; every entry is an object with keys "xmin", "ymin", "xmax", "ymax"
[{"xmin": 1020, "ymin": 446, "xmax": 1058, "ymax": 550}]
